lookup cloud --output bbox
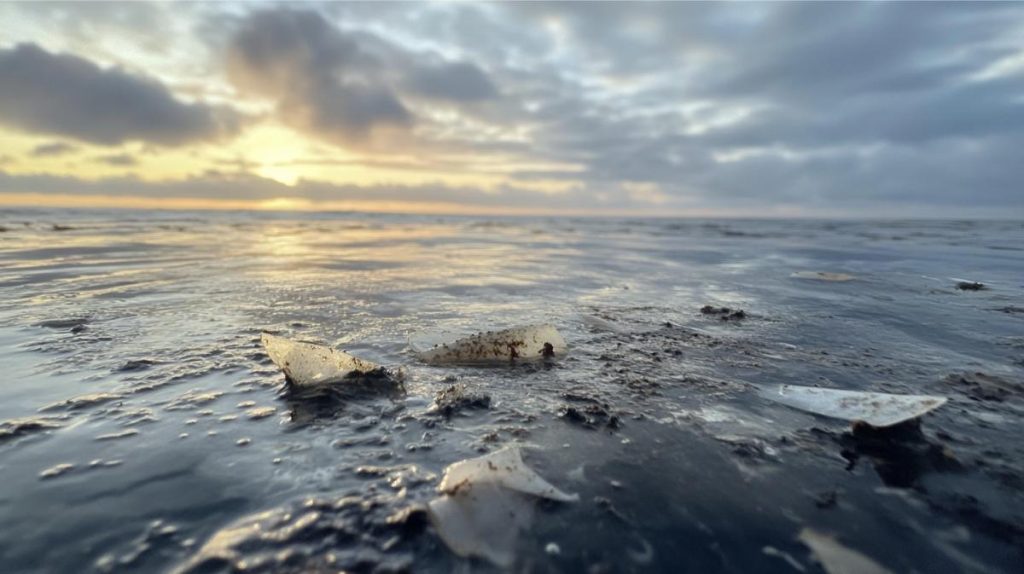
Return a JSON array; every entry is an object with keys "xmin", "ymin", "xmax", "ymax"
[
  {"xmin": 5, "ymin": 2, "xmax": 1024, "ymax": 216},
  {"xmin": 30, "ymin": 142, "xmax": 77, "ymax": 157},
  {"xmin": 225, "ymin": 9, "xmax": 411, "ymax": 146},
  {"xmin": 0, "ymin": 43, "xmax": 243, "ymax": 146},
  {"xmin": 94, "ymin": 153, "xmax": 137, "ymax": 167},
  {"xmin": 461, "ymin": 2, "xmax": 1024, "ymax": 212},
  {"xmin": 404, "ymin": 61, "xmax": 498, "ymax": 102},
  {"xmin": 0, "ymin": 168, "xmax": 645, "ymax": 213},
  {"xmin": 224, "ymin": 9, "xmax": 502, "ymax": 147}
]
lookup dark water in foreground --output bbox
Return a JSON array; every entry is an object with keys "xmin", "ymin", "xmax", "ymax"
[{"xmin": 0, "ymin": 208, "xmax": 1022, "ymax": 573}]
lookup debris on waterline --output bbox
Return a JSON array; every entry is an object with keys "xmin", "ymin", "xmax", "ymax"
[
  {"xmin": 260, "ymin": 333, "xmax": 383, "ymax": 387},
  {"xmin": 700, "ymin": 305, "xmax": 747, "ymax": 321},
  {"xmin": 955, "ymin": 281, "xmax": 987, "ymax": 291},
  {"xmin": 762, "ymin": 385, "xmax": 947, "ymax": 428},
  {"xmin": 427, "ymin": 447, "xmax": 577, "ymax": 567},
  {"xmin": 791, "ymin": 271, "xmax": 855, "ymax": 282},
  {"xmin": 799, "ymin": 528, "xmax": 894, "ymax": 574},
  {"xmin": 430, "ymin": 384, "xmax": 491, "ymax": 418},
  {"xmin": 417, "ymin": 324, "xmax": 567, "ymax": 365}
]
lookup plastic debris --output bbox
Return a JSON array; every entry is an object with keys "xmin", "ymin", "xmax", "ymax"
[
  {"xmin": 428, "ymin": 447, "xmax": 577, "ymax": 567},
  {"xmin": 437, "ymin": 446, "xmax": 578, "ymax": 501},
  {"xmin": 417, "ymin": 324, "xmax": 567, "ymax": 365},
  {"xmin": 799, "ymin": 528, "xmax": 893, "ymax": 574},
  {"xmin": 955, "ymin": 281, "xmax": 986, "ymax": 291},
  {"xmin": 791, "ymin": 271, "xmax": 855, "ymax": 282},
  {"xmin": 763, "ymin": 385, "xmax": 947, "ymax": 428},
  {"xmin": 260, "ymin": 333, "xmax": 379, "ymax": 387}
]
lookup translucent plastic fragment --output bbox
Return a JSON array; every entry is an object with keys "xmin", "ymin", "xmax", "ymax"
[
  {"xmin": 260, "ymin": 333, "xmax": 378, "ymax": 387},
  {"xmin": 437, "ymin": 447, "xmax": 579, "ymax": 502},
  {"xmin": 799, "ymin": 528, "xmax": 894, "ymax": 574},
  {"xmin": 791, "ymin": 271, "xmax": 855, "ymax": 282},
  {"xmin": 417, "ymin": 324, "xmax": 567, "ymax": 365},
  {"xmin": 763, "ymin": 385, "xmax": 947, "ymax": 427},
  {"xmin": 427, "ymin": 483, "xmax": 534, "ymax": 568},
  {"xmin": 427, "ymin": 447, "xmax": 578, "ymax": 567}
]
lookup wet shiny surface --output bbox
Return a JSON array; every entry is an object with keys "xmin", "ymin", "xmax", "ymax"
[{"xmin": 0, "ymin": 209, "xmax": 1022, "ymax": 573}]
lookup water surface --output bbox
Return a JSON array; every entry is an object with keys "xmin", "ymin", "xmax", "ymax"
[{"xmin": 1, "ymin": 209, "xmax": 1022, "ymax": 572}]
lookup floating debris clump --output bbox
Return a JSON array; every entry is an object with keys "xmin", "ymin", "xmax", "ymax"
[{"xmin": 417, "ymin": 324, "xmax": 567, "ymax": 365}]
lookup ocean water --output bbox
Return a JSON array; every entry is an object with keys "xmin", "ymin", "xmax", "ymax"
[{"xmin": 0, "ymin": 208, "xmax": 1022, "ymax": 573}]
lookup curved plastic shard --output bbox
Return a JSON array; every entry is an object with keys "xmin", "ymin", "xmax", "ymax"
[
  {"xmin": 799, "ymin": 528, "xmax": 894, "ymax": 574},
  {"xmin": 764, "ymin": 385, "xmax": 947, "ymax": 428},
  {"xmin": 428, "ymin": 447, "xmax": 578, "ymax": 567},
  {"xmin": 428, "ymin": 483, "xmax": 534, "ymax": 568},
  {"xmin": 791, "ymin": 271, "xmax": 855, "ymax": 282},
  {"xmin": 437, "ymin": 446, "xmax": 579, "ymax": 502},
  {"xmin": 417, "ymin": 324, "xmax": 567, "ymax": 365},
  {"xmin": 260, "ymin": 333, "xmax": 379, "ymax": 387}
]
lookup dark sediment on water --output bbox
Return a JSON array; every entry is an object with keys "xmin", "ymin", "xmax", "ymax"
[{"xmin": 0, "ymin": 210, "xmax": 1022, "ymax": 572}]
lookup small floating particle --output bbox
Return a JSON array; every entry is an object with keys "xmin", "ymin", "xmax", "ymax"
[
  {"xmin": 246, "ymin": 406, "xmax": 276, "ymax": 420},
  {"xmin": 40, "ymin": 392, "xmax": 121, "ymax": 412},
  {"xmin": 40, "ymin": 463, "xmax": 75, "ymax": 479},
  {"xmin": 272, "ymin": 457, "xmax": 282, "ymax": 465},
  {"xmin": 763, "ymin": 546, "xmax": 807, "ymax": 572},
  {"xmin": 236, "ymin": 438, "xmax": 251, "ymax": 447},
  {"xmin": 799, "ymin": 528, "xmax": 893, "ymax": 574},
  {"xmin": 88, "ymin": 459, "xmax": 122, "ymax": 468},
  {"xmin": 700, "ymin": 305, "xmax": 747, "ymax": 321},
  {"xmin": 95, "ymin": 428, "xmax": 139, "ymax": 441},
  {"xmin": 545, "ymin": 542, "xmax": 561, "ymax": 556},
  {"xmin": 791, "ymin": 271, "xmax": 855, "ymax": 282},
  {"xmin": 165, "ymin": 391, "xmax": 224, "ymax": 411},
  {"xmin": 117, "ymin": 359, "xmax": 156, "ymax": 372},
  {"xmin": 955, "ymin": 281, "xmax": 987, "ymax": 291}
]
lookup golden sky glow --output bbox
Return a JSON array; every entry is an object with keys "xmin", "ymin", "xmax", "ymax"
[{"xmin": 2, "ymin": 2, "xmax": 1022, "ymax": 217}]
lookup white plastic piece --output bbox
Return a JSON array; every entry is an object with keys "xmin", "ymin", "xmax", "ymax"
[
  {"xmin": 417, "ymin": 324, "xmax": 567, "ymax": 365},
  {"xmin": 260, "ymin": 333, "xmax": 378, "ymax": 387},
  {"xmin": 428, "ymin": 483, "xmax": 534, "ymax": 568},
  {"xmin": 799, "ymin": 528, "xmax": 894, "ymax": 574},
  {"xmin": 427, "ymin": 447, "xmax": 577, "ymax": 567},
  {"xmin": 764, "ymin": 385, "xmax": 947, "ymax": 427},
  {"xmin": 437, "ymin": 446, "xmax": 579, "ymax": 502},
  {"xmin": 791, "ymin": 271, "xmax": 855, "ymax": 282}
]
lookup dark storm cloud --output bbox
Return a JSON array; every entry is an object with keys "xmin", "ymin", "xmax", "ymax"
[
  {"xmin": 404, "ymin": 61, "xmax": 498, "ymax": 102},
  {"xmin": 473, "ymin": 1, "xmax": 1024, "ymax": 212},
  {"xmin": 31, "ymin": 142, "xmax": 77, "ymax": 157},
  {"xmin": 0, "ymin": 44, "xmax": 243, "ymax": 146},
  {"xmin": 225, "ymin": 8, "xmax": 410, "ymax": 143},
  {"xmin": 224, "ymin": 9, "xmax": 500, "ymax": 146}
]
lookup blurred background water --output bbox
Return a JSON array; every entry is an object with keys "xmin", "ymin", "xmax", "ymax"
[{"xmin": 0, "ymin": 208, "xmax": 1021, "ymax": 573}]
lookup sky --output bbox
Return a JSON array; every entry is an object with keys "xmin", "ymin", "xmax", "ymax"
[{"xmin": 0, "ymin": 1, "xmax": 1022, "ymax": 217}]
